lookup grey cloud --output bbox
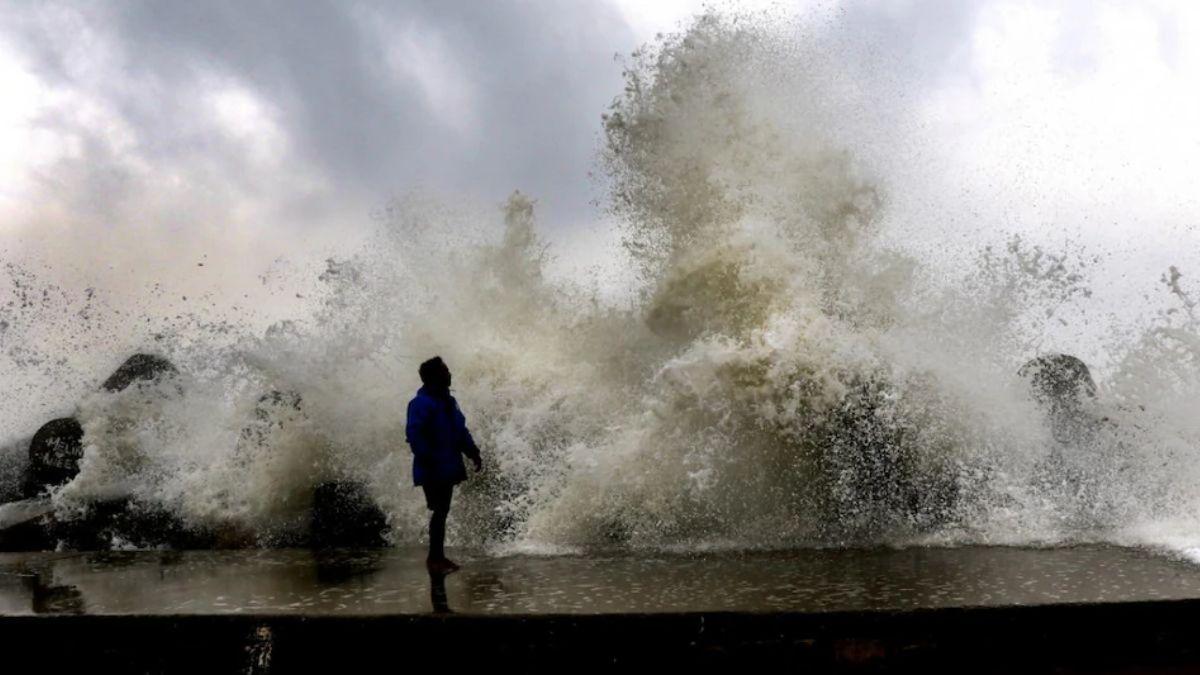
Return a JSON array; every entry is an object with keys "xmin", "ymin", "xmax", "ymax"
[{"xmin": 3, "ymin": 0, "xmax": 636, "ymax": 229}]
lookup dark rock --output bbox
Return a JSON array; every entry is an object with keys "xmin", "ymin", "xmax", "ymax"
[
  {"xmin": 23, "ymin": 418, "xmax": 84, "ymax": 499},
  {"xmin": 815, "ymin": 378, "xmax": 960, "ymax": 541},
  {"xmin": 0, "ymin": 498, "xmax": 56, "ymax": 551},
  {"xmin": 1018, "ymin": 353, "xmax": 1097, "ymax": 409},
  {"xmin": 13, "ymin": 355, "xmax": 177, "ymax": 501},
  {"xmin": 4, "ymin": 362, "xmax": 390, "ymax": 551},
  {"xmin": 2, "ymin": 494, "xmax": 247, "ymax": 552},
  {"xmin": 101, "ymin": 354, "xmax": 177, "ymax": 393},
  {"xmin": 1019, "ymin": 354, "xmax": 1099, "ymax": 443},
  {"xmin": 310, "ymin": 482, "xmax": 390, "ymax": 548},
  {"xmin": 50, "ymin": 498, "xmax": 214, "ymax": 551}
]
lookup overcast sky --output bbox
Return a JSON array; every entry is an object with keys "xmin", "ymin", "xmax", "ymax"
[
  {"xmin": 0, "ymin": 1, "xmax": 649, "ymax": 285},
  {"xmin": 1, "ymin": 0, "xmax": 1198, "ymax": 328}
]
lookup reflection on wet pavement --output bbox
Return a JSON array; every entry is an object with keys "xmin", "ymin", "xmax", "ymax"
[{"xmin": 1, "ymin": 545, "xmax": 1199, "ymax": 616}]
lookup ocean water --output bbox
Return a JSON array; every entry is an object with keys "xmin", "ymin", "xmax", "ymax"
[{"xmin": 0, "ymin": 13, "xmax": 1198, "ymax": 557}]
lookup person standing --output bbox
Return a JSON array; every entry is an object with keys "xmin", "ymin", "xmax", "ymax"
[{"xmin": 406, "ymin": 356, "xmax": 483, "ymax": 573}]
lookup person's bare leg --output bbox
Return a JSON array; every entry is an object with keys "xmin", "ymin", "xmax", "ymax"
[
  {"xmin": 426, "ymin": 484, "xmax": 458, "ymax": 573},
  {"xmin": 428, "ymin": 508, "xmax": 448, "ymax": 560}
]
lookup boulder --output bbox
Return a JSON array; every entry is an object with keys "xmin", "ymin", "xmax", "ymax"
[
  {"xmin": 310, "ymin": 481, "xmax": 390, "ymax": 548},
  {"xmin": 0, "ymin": 498, "xmax": 56, "ymax": 551},
  {"xmin": 22, "ymin": 417, "xmax": 84, "ymax": 499},
  {"xmin": 0, "ymin": 496, "xmax": 212, "ymax": 552},
  {"xmin": 1018, "ymin": 354, "xmax": 1097, "ymax": 410},
  {"xmin": 1019, "ymin": 354, "xmax": 1099, "ymax": 444},
  {"xmin": 816, "ymin": 378, "xmax": 960, "ymax": 541},
  {"xmin": 4, "ymin": 353, "xmax": 184, "ymax": 547},
  {"xmin": 3, "ymin": 355, "xmax": 394, "ymax": 551},
  {"xmin": 49, "ymin": 498, "xmax": 214, "ymax": 550},
  {"xmin": 19, "ymin": 354, "xmax": 177, "ymax": 499},
  {"xmin": 101, "ymin": 353, "xmax": 177, "ymax": 392}
]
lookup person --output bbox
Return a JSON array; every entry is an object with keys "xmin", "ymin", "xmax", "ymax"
[{"xmin": 405, "ymin": 356, "xmax": 482, "ymax": 573}]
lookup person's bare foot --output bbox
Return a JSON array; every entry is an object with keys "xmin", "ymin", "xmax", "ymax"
[{"xmin": 426, "ymin": 557, "xmax": 460, "ymax": 575}]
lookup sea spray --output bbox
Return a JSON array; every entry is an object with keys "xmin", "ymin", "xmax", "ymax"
[{"xmin": 0, "ymin": 13, "xmax": 1198, "ymax": 553}]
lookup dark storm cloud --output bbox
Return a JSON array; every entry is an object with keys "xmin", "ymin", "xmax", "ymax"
[{"xmin": 3, "ymin": 0, "xmax": 634, "ymax": 227}]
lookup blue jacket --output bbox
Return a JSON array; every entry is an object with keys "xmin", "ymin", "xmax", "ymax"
[{"xmin": 406, "ymin": 386, "xmax": 481, "ymax": 486}]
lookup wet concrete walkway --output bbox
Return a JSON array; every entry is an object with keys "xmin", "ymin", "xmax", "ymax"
[
  {"xmin": 3, "ymin": 544, "xmax": 1200, "ymax": 615},
  {"xmin": 3, "ymin": 545, "xmax": 1200, "ymax": 672}
]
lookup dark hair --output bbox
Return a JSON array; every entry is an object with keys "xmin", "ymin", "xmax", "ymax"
[{"xmin": 418, "ymin": 356, "xmax": 450, "ymax": 386}]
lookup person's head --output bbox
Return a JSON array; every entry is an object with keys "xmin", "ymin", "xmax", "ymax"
[{"xmin": 419, "ymin": 356, "xmax": 452, "ymax": 390}]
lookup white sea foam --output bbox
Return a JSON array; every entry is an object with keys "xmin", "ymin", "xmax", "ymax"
[{"xmin": 2, "ymin": 13, "xmax": 1199, "ymax": 554}]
